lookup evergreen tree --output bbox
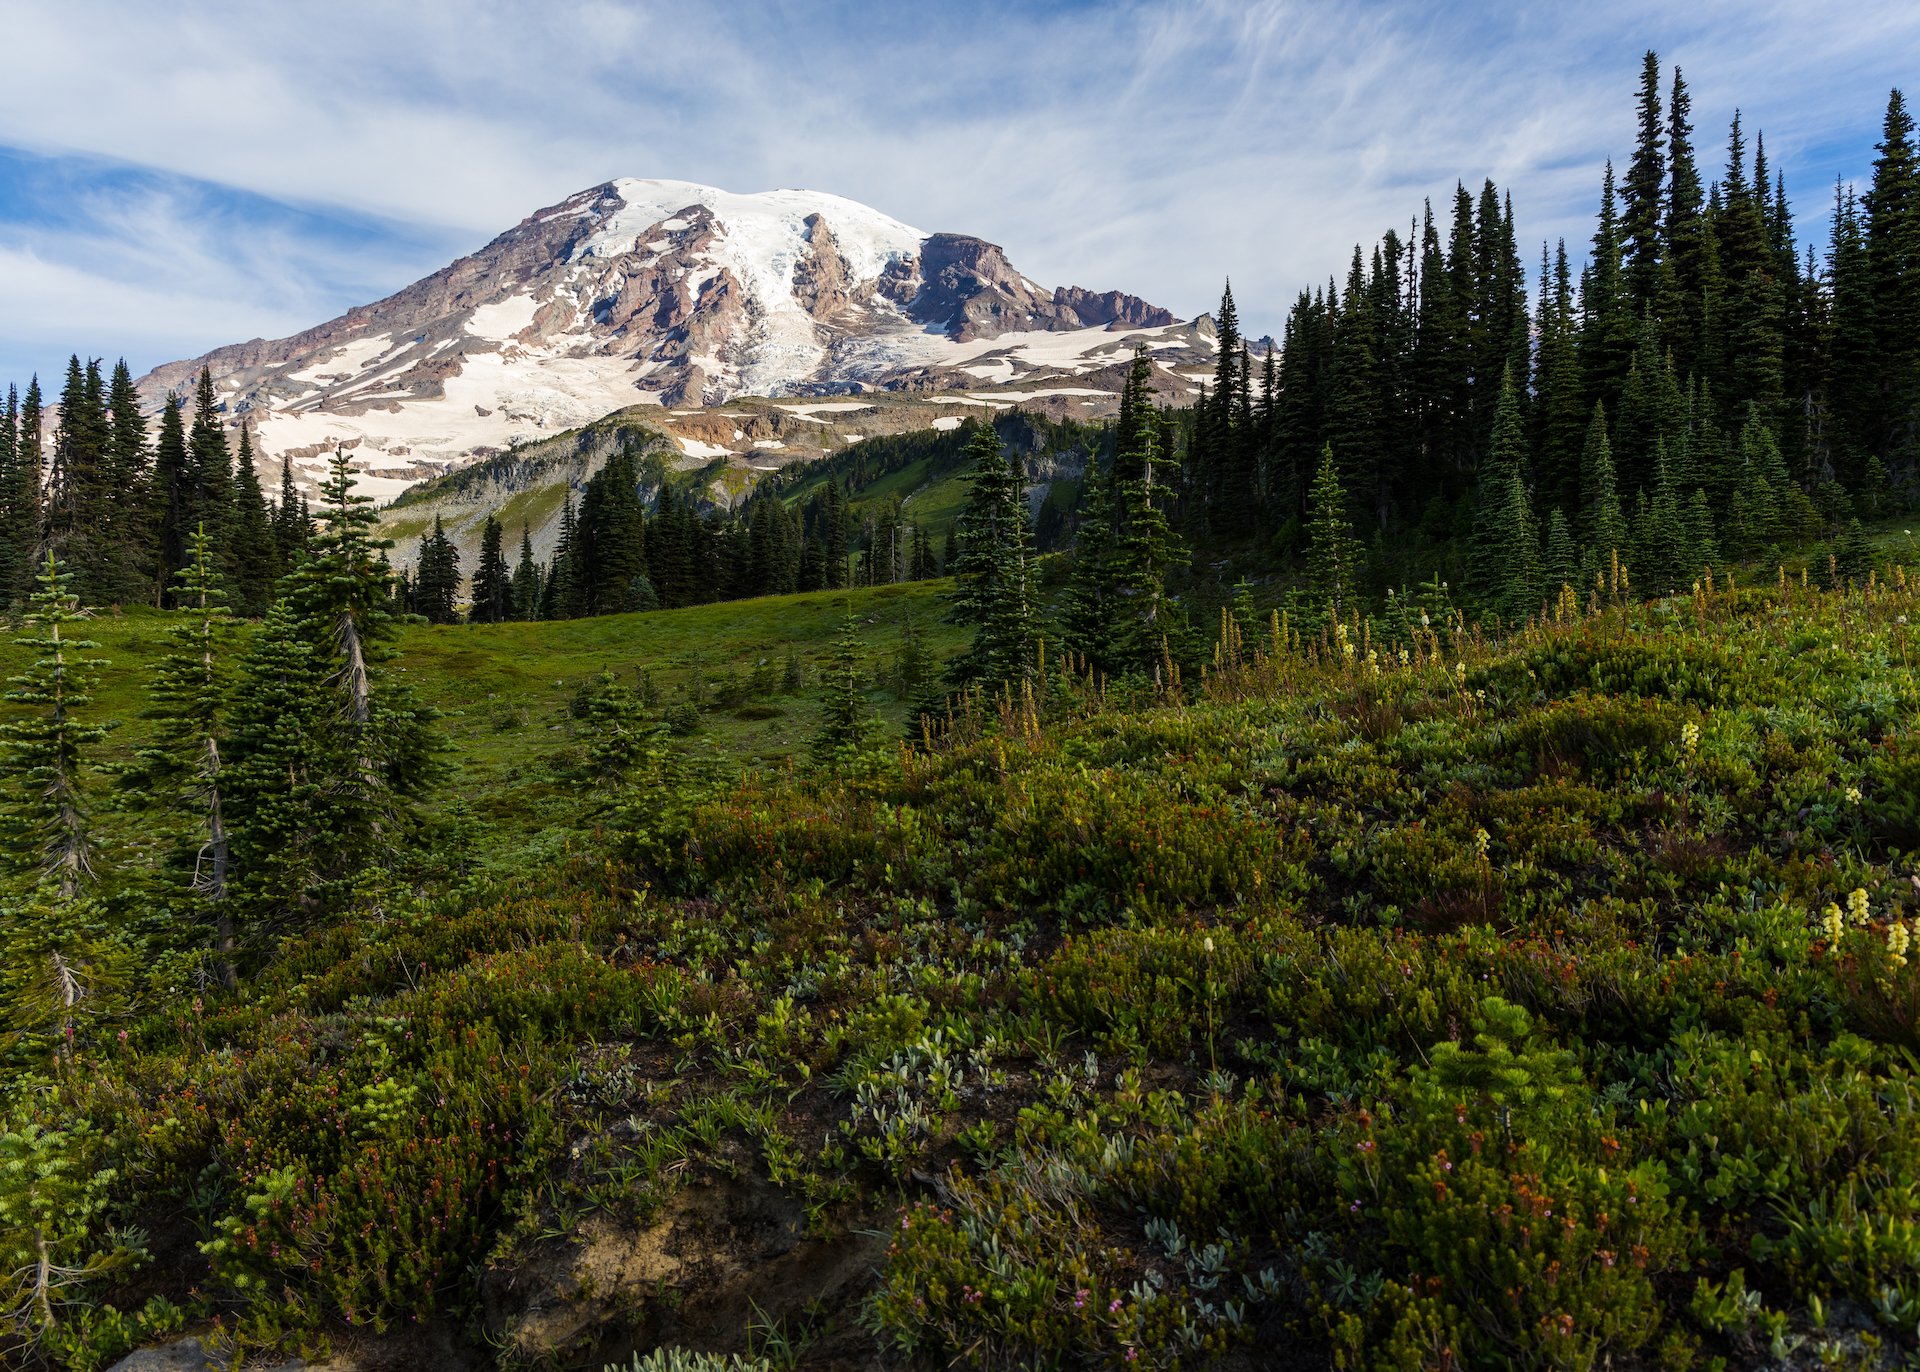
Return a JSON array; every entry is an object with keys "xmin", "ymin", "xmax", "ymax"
[
  {"xmin": 569, "ymin": 671, "xmax": 663, "ymax": 789},
  {"xmin": 0, "ymin": 554, "xmax": 123, "ymax": 1061},
  {"xmin": 8, "ymin": 377, "xmax": 44, "ymax": 602},
  {"xmin": 510, "ymin": 526, "xmax": 541, "ymax": 620},
  {"xmin": 0, "ymin": 384, "xmax": 32, "ymax": 607},
  {"xmin": 1107, "ymin": 372, "xmax": 1187, "ymax": 671},
  {"xmin": 272, "ymin": 455, "xmax": 308, "ymax": 576},
  {"xmin": 580, "ymin": 447, "xmax": 648, "ymax": 613},
  {"xmin": 810, "ymin": 606, "xmax": 873, "ymax": 766},
  {"xmin": 1491, "ymin": 471, "xmax": 1541, "ymax": 620},
  {"xmin": 413, "ymin": 517, "xmax": 461, "ymax": 624},
  {"xmin": 1580, "ymin": 403, "xmax": 1629, "ymax": 564},
  {"xmin": 1534, "ymin": 241, "xmax": 1588, "ymax": 514},
  {"xmin": 227, "ymin": 450, "xmax": 440, "ymax": 920},
  {"xmin": 1622, "ymin": 51, "xmax": 1667, "ymax": 317},
  {"xmin": 1581, "ymin": 162, "xmax": 1635, "ymax": 412},
  {"xmin": 1, "ymin": 555, "xmax": 107, "ymax": 897},
  {"xmin": 544, "ymin": 497, "xmax": 588, "ymax": 619},
  {"xmin": 1663, "ymin": 65, "xmax": 1710, "ymax": 379},
  {"xmin": 947, "ymin": 422, "xmax": 1038, "ymax": 688},
  {"xmin": 133, "ymin": 526, "xmax": 238, "ymax": 985},
  {"xmin": 1541, "ymin": 507, "xmax": 1577, "ymax": 593},
  {"xmin": 1863, "ymin": 89, "xmax": 1920, "ymax": 470},
  {"xmin": 470, "ymin": 514, "xmax": 513, "ymax": 623},
  {"xmin": 184, "ymin": 368, "xmax": 233, "ymax": 569},
  {"xmin": 1304, "ymin": 445, "xmax": 1364, "ymax": 619},
  {"xmin": 227, "ymin": 426, "xmax": 277, "ymax": 615},
  {"xmin": 1469, "ymin": 367, "xmax": 1532, "ymax": 603},
  {"xmin": 148, "ymin": 395, "xmax": 192, "ymax": 605},
  {"xmin": 1058, "ymin": 442, "xmax": 1117, "ymax": 669},
  {"xmin": 102, "ymin": 360, "xmax": 151, "ymax": 606},
  {"xmin": 44, "ymin": 359, "xmax": 111, "ymax": 603}
]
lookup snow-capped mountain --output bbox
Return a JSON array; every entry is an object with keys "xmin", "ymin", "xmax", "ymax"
[{"xmin": 136, "ymin": 179, "xmax": 1219, "ymax": 500}]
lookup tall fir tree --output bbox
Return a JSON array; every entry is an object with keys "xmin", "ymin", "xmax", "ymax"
[
  {"xmin": 1580, "ymin": 402, "xmax": 1630, "ymax": 567},
  {"xmin": 134, "ymin": 526, "xmax": 239, "ymax": 985},
  {"xmin": 1622, "ymin": 51, "xmax": 1668, "ymax": 318},
  {"xmin": 228, "ymin": 450, "xmax": 439, "ymax": 920},
  {"xmin": 9, "ymin": 376, "xmax": 44, "ymax": 602},
  {"xmin": 1304, "ymin": 445, "xmax": 1364, "ymax": 619},
  {"xmin": 510, "ymin": 525, "xmax": 541, "ymax": 620},
  {"xmin": 271, "ymin": 454, "xmax": 308, "ymax": 576},
  {"xmin": 470, "ymin": 514, "xmax": 513, "ymax": 623},
  {"xmin": 228, "ymin": 426, "xmax": 278, "ymax": 615},
  {"xmin": 413, "ymin": 517, "xmax": 461, "ymax": 624},
  {"xmin": 184, "ymin": 368, "xmax": 234, "ymax": 589},
  {"xmin": 1863, "ymin": 88, "xmax": 1920, "ymax": 470},
  {"xmin": 0, "ymin": 554, "xmax": 125, "ymax": 1062},
  {"xmin": 947, "ymin": 421, "xmax": 1038, "ymax": 689},
  {"xmin": 101, "ymin": 360, "xmax": 151, "ymax": 606},
  {"xmin": 148, "ymin": 396, "xmax": 192, "ymax": 607}
]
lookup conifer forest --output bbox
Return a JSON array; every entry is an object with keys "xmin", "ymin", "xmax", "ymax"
[{"xmin": 3, "ymin": 42, "xmax": 1920, "ymax": 1372}]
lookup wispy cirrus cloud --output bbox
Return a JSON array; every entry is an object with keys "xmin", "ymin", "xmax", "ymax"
[{"xmin": 0, "ymin": 0, "xmax": 1913, "ymax": 386}]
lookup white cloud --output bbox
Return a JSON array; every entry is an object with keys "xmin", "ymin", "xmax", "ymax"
[{"xmin": 1, "ymin": 0, "xmax": 1916, "ymax": 380}]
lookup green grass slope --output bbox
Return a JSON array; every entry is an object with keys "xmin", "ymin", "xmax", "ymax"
[{"xmin": 15, "ymin": 569, "xmax": 1920, "ymax": 1370}]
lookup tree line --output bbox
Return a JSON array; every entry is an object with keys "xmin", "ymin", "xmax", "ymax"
[
  {"xmin": 1167, "ymin": 58, "xmax": 1916, "ymax": 617},
  {"xmin": 937, "ymin": 60, "xmax": 1919, "ymax": 697},
  {"xmin": 394, "ymin": 445, "xmax": 948, "ymax": 625},
  {"xmin": 0, "ymin": 363, "xmax": 309, "ymax": 616}
]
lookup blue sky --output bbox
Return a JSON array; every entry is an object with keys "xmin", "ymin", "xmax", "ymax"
[{"xmin": 1, "ymin": 0, "xmax": 1913, "ymax": 390}]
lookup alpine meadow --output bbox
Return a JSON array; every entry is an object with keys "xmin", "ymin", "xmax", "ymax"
[{"xmin": 5, "ymin": 20, "xmax": 1920, "ymax": 1372}]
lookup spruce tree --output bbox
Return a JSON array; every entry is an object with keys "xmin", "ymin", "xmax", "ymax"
[
  {"xmin": 0, "ymin": 385, "xmax": 27, "ymax": 607},
  {"xmin": 228, "ymin": 450, "xmax": 440, "ymax": 920},
  {"xmin": 1622, "ymin": 51, "xmax": 1667, "ymax": 317},
  {"xmin": 510, "ymin": 525, "xmax": 541, "ymax": 620},
  {"xmin": 1864, "ymin": 89, "xmax": 1920, "ymax": 469},
  {"xmin": 1581, "ymin": 162, "xmax": 1635, "ymax": 412},
  {"xmin": 9, "ymin": 377, "xmax": 43, "ymax": 602},
  {"xmin": 947, "ymin": 421, "xmax": 1038, "ymax": 688},
  {"xmin": 1534, "ymin": 241, "xmax": 1587, "ymax": 514},
  {"xmin": 1580, "ymin": 403, "xmax": 1629, "ymax": 564},
  {"xmin": 581, "ymin": 448, "xmax": 648, "ymax": 613},
  {"xmin": 810, "ymin": 606, "xmax": 873, "ymax": 767},
  {"xmin": 148, "ymin": 394, "xmax": 192, "ymax": 605},
  {"xmin": 1469, "ymin": 367, "xmax": 1531, "ymax": 603},
  {"xmin": 0, "ymin": 554, "xmax": 123, "ymax": 1061},
  {"xmin": 228, "ymin": 426, "xmax": 278, "ymax": 615},
  {"xmin": 102, "ymin": 360, "xmax": 151, "ymax": 606},
  {"xmin": 1, "ymin": 555, "xmax": 107, "ymax": 898},
  {"xmin": 545, "ymin": 497, "xmax": 588, "ymax": 619},
  {"xmin": 1304, "ymin": 445, "xmax": 1364, "ymax": 619},
  {"xmin": 45, "ymin": 358, "xmax": 111, "ymax": 604},
  {"xmin": 470, "ymin": 514, "xmax": 513, "ymax": 623},
  {"xmin": 1541, "ymin": 508, "xmax": 1577, "ymax": 594},
  {"xmin": 184, "ymin": 368, "xmax": 233, "ymax": 565},
  {"xmin": 272, "ymin": 455, "xmax": 308, "ymax": 575},
  {"xmin": 1108, "ymin": 375, "xmax": 1186, "ymax": 671},
  {"xmin": 134, "ymin": 526, "xmax": 238, "ymax": 985},
  {"xmin": 569, "ymin": 671, "xmax": 663, "ymax": 789},
  {"xmin": 1059, "ymin": 442, "xmax": 1117, "ymax": 669},
  {"xmin": 1489, "ymin": 474, "xmax": 1541, "ymax": 620},
  {"xmin": 413, "ymin": 516, "xmax": 461, "ymax": 624},
  {"xmin": 1662, "ymin": 67, "xmax": 1709, "ymax": 371}
]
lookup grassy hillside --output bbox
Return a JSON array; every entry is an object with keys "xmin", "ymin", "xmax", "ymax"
[
  {"xmin": 15, "ymin": 559, "xmax": 1920, "ymax": 1370},
  {"xmin": 7, "ymin": 581, "xmax": 957, "ymax": 878}
]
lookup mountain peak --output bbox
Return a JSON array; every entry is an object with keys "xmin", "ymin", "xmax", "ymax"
[{"xmin": 136, "ymin": 180, "xmax": 1200, "ymax": 500}]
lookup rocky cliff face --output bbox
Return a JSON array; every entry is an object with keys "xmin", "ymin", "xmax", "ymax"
[
  {"xmin": 137, "ymin": 179, "xmax": 1213, "ymax": 502},
  {"xmin": 908, "ymin": 233, "xmax": 1175, "ymax": 341}
]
